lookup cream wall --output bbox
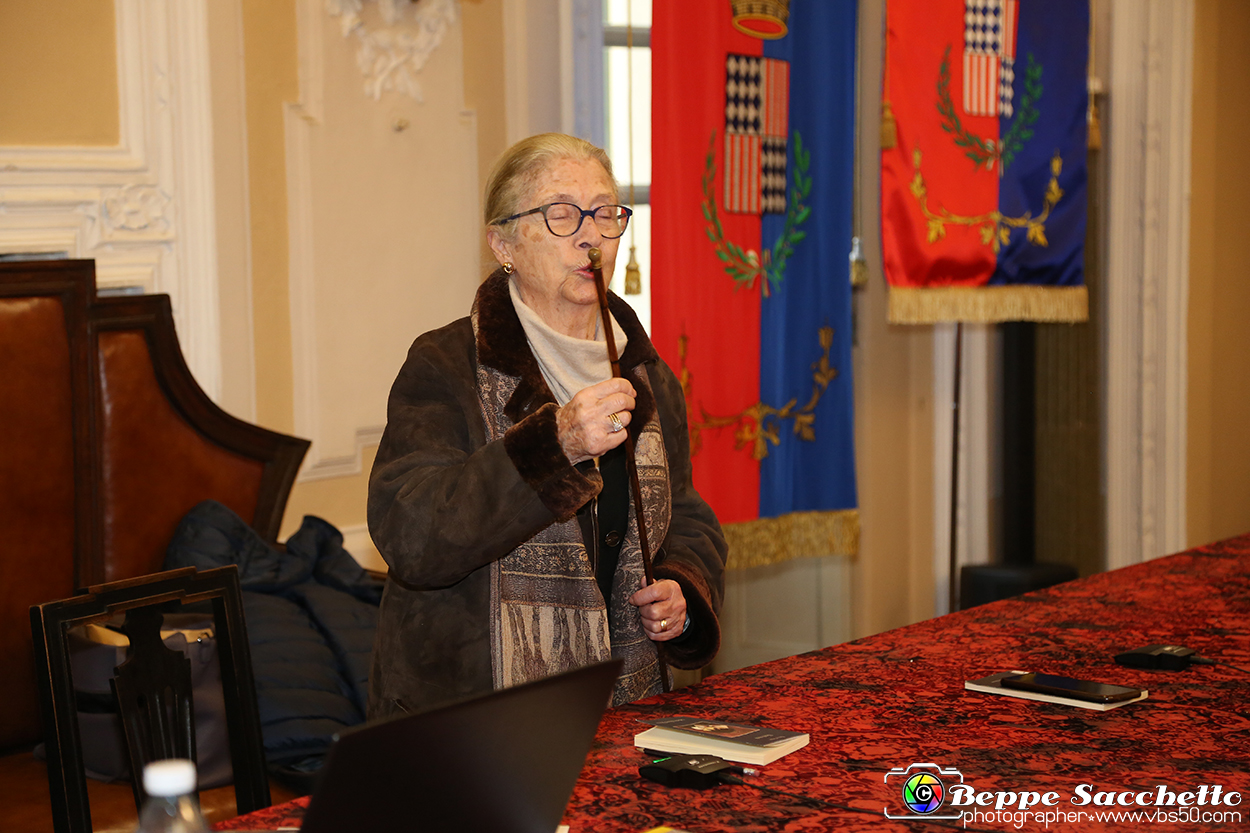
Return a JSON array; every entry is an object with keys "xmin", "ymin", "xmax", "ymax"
[
  {"xmin": 462, "ymin": 0, "xmax": 508, "ymax": 271},
  {"xmin": 0, "ymin": 0, "xmax": 119, "ymax": 146},
  {"xmin": 278, "ymin": 0, "xmax": 480, "ymax": 568},
  {"xmin": 207, "ymin": 0, "xmax": 258, "ymax": 421},
  {"xmin": 241, "ymin": 0, "xmax": 300, "ymax": 435},
  {"xmin": 282, "ymin": 0, "xmax": 509, "ymax": 554},
  {"xmin": 1187, "ymin": 0, "xmax": 1250, "ymax": 547}
]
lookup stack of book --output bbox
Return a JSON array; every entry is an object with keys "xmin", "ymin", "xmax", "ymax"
[{"xmin": 633, "ymin": 716, "xmax": 809, "ymax": 766}]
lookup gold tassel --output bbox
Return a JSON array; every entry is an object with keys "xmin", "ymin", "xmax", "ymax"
[
  {"xmin": 881, "ymin": 100, "xmax": 898, "ymax": 150},
  {"xmin": 1087, "ymin": 99, "xmax": 1102, "ymax": 151},
  {"xmin": 624, "ymin": 245, "xmax": 642, "ymax": 295},
  {"xmin": 850, "ymin": 260, "xmax": 868, "ymax": 289},
  {"xmin": 848, "ymin": 237, "xmax": 868, "ymax": 288}
]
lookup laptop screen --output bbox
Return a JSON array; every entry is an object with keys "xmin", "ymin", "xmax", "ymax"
[{"xmin": 298, "ymin": 659, "xmax": 622, "ymax": 833}]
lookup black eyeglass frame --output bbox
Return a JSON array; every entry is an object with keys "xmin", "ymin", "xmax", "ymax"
[{"xmin": 492, "ymin": 202, "xmax": 633, "ymax": 239}]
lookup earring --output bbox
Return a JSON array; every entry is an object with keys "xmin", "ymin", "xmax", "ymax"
[{"xmin": 503, "ymin": 262, "xmax": 514, "ymax": 274}]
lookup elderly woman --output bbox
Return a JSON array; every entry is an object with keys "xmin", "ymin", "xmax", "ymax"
[{"xmin": 367, "ymin": 133, "xmax": 727, "ymax": 717}]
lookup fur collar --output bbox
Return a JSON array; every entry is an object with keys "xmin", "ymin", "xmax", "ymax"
[{"xmin": 474, "ymin": 267, "xmax": 658, "ymax": 435}]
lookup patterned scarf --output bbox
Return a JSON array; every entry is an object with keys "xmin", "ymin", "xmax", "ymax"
[{"xmin": 472, "ymin": 301, "xmax": 670, "ymax": 705}]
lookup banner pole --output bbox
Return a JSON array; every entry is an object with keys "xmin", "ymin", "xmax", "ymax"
[{"xmin": 949, "ymin": 321, "xmax": 964, "ymax": 613}]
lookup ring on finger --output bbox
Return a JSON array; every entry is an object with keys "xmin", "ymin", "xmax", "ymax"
[
  {"xmin": 608, "ymin": 412, "xmax": 623, "ymax": 433},
  {"xmin": 660, "ymin": 618, "xmax": 667, "ymax": 631}
]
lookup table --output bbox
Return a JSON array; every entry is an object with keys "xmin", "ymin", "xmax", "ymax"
[{"xmin": 217, "ymin": 535, "xmax": 1250, "ymax": 832}]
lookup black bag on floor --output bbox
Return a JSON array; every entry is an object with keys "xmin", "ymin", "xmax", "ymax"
[{"xmin": 35, "ymin": 614, "xmax": 233, "ymax": 789}]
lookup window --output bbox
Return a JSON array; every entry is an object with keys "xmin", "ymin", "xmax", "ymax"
[{"xmin": 602, "ymin": 1, "xmax": 652, "ymax": 331}]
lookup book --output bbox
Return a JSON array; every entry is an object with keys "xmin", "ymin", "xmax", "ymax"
[
  {"xmin": 965, "ymin": 671, "xmax": 1149, "ymax": 711},
  {"xmin": 633, "ymin": 716, "xmax": 810, "ymax": 766}
]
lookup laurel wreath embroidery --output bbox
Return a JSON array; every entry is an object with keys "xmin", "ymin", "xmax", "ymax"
[
  {"xmin": 914, "ymin": 44, "xmax": 1058, "ymax": 251},
  {"xmin": 936, "ymin": 45, "xmax": 1043, "ymax": 174},
  {"xmin": 700, "ymin": 130, "xmax": 812, "ymax": 296},
  {"xmin": 679, "ymin": 326, "xmax": 837, "ymax": 461},
  {"xmin": 910, "ymin": 147, "xmax": 1065, "ymax": 251}
]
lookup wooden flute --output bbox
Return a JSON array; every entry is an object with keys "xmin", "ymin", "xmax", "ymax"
[{"xmin": 588, "ymin": 246, "xmax": 670, "ymax": 693}]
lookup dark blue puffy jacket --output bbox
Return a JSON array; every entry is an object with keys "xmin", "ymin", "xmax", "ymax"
[{"xmin": 164, "ymin": 500, "xmax": 383, "ymax": 780}]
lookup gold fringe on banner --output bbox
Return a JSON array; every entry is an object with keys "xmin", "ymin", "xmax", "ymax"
[
  {"xmin": 888, "ymin": 285, "xmax": 1088, "ymax": 324},
  {"xmin": 723, "ymin": 509, "xmax": 859, "ymax": 570}
]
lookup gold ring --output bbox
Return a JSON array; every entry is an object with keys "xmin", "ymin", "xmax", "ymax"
[
  {"xmin": 660, "ymin": 618, "xmax": 667, "ymax": 631},
  {"xmin": 608, "ymin": 412, "xmax": 623, "ymax": 433}
]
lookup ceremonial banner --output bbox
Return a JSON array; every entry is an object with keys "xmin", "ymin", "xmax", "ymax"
[
  {"xmin": 652, "ymin": 0, "xmax": 859, "ymax": 568},
  {"xmin": 881, "ymin": 0, "xmax": 1090, "ymax": 323}
]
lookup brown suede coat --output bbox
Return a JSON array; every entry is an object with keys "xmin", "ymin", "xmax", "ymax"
[{"xmin": 367, "ymin": 269, "xmax": 727, "ymax": 718}]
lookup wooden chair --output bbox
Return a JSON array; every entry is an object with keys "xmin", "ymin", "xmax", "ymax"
[
  {"xmin": 111, "ymin": 605, "xmax": 199, "ymax": 810},
  {"xmin": 30, "ymin": 566, "xmax": 270, "ymax": 833},
  {"xmin": 0, "ymin": 258, "xmax": 308, "ymax": 751}
]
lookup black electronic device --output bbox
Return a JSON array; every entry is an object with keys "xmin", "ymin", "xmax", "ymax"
[
  {"xmin": 639, "ymin": 753, "xmax": 735, "ymax": 790},
  {"xmin": 1114, "ymin": 644, "xmax": 1198, "ymax": 671},
  {"xmin": 1000, "ymin": 672, "xmax": 1142, "ymax": 704},
  {"xmin": 294, "ymin": 659, "xmax": 622, "ymax": 833}
]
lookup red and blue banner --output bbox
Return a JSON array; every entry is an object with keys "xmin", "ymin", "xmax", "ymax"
[
  {"xmin": 881, "ymin": 0, "xmax": 1090, "ymax": 323},
  {"xmin": 652, "ymin": 0, "xmax": 859, "ymax": 566}
]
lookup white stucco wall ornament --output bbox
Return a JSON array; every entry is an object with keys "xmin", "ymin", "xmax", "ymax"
[{"xmin": 325, "ymin": 0, "xmax": 459, "ymax": 101}]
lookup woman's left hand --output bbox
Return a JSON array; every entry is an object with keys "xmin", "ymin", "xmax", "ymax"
[{"xmin": 629, "ymin": 579, "xmax": 687, "ymax": 642}]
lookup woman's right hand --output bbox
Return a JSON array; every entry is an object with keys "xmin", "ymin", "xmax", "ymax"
[{"xmin": 557, "ymin": 378, "xmax": 636, "ymax": 464}]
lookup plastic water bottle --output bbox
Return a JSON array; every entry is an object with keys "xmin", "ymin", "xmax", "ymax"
[{"xmin": 135, "ymin": 759, "xmax": 210, "ymax": 833}]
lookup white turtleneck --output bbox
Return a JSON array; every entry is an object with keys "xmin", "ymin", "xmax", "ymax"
[{"xmin": 508, "ymin": 278, "xmax": 628, "ymax": 406}]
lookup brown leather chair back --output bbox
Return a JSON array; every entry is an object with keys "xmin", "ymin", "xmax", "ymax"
[
  {"xmin": 0, "ymin": 260, "xmax": 308, "ymax": 749},
  {"xmin": 91, "ymin": 295, "xmax": 305, "ymax": 582},
  {"xmin": 0, "ymin": 261, "xmax": 95, "ymax": 749}
]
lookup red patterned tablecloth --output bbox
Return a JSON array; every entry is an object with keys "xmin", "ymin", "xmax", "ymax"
[{"xmin": 219, "ymin": 536, "xmax": 1250, "ymax": 832}]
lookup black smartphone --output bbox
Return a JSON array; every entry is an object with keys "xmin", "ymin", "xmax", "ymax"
[{"xmin": 1000, "ymin": 672, "xmax": 1142, "ymax": 704}]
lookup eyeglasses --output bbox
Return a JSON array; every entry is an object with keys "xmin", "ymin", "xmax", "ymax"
[{"xmin": 493, "ymin": 202, "xmax": 632, "ymax": 239}]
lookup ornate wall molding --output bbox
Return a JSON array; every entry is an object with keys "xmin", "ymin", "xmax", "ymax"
[
  {"xmin": 0, "ymin": 0, "xmax": 222, "ymax": 400},
  {"xmin": 101, "ymin": 185, "xmax": 173, "ymax": 237},
  {"xmin": 288, "ymin": 0, "xmax": 478, "ymax": 482},
  {"xmin": 324, "ymin": 0, "xmax": 459, "ymax": 101},
  {"xmin": 1105, "ymin": 0, "xmax": 1193, "ymax": 568}
]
